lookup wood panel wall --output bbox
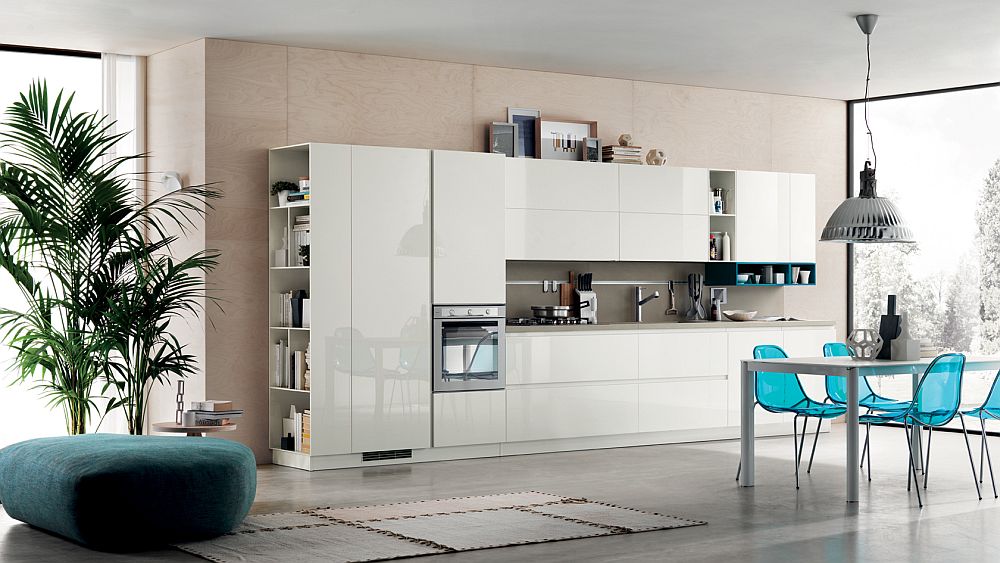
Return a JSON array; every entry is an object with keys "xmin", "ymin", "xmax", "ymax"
[{"xmin": 147, "ymin": 38, "xmax": 847, "ymax": 462}]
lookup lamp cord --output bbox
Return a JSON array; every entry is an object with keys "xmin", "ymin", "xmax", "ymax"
[{"xmin": 864, "ymin": 33, "xmax": 876, "ymax": 171}]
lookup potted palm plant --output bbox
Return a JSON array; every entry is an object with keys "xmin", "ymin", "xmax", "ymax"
[{"xmin": 0, "ymin": 81, "xmax": 219, "ymax": 435}]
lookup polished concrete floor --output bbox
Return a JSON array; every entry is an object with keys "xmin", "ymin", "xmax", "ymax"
[{"xmin": 4, "ymin": 425, "xmax": 1000, "ymax": 562}]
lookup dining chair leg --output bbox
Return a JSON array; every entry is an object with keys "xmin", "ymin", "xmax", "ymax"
[
  {"xmin": 866, "ymin": 423, "xmax": 872, "ymax": 482},
  {"xmin": 980, "ymin": 422, "xmax": 987, "ymax": 484},
  {"xmin": 923, "ymin": 427, "xmax": 932, "ymax": 489},
  {"xmin": 807, "ymin": 417, "xmax": 822, "ymax": 473},
  {"xmin": 903, "ymin": 423, "xmax": 923, "ymax": 508},
  {"xmin": 980, "ymin": 416, "xmax": 998, "ymax": 499},
  {"xmin": 917, "ymin": 426, "xmax": 925, "ymax": 475},
  {"xmin": 959, "ymin": 417, "xmax": 983, "ymax": 501},
  {"xmin": 861, "ymin": 408, "xmax": 872, "ymax": 469},
  {"xmin": 735, "ymin": 460, "xmax": 741, "ymax": 482},
  {"xmin": 793, "ymin": 415, "xmax": 801, "ymax": 489}
]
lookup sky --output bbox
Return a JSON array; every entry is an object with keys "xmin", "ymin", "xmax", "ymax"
[{"xmin": 0, "ymin": 50, "xmax": 101, "ymax": 447}]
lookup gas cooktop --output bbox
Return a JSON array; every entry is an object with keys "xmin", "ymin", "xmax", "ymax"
[{"xmin": 507, "ymin": 317, "xmax": 592, "ymax": 326}]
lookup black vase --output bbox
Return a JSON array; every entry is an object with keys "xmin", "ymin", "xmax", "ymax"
[{"xmin": 877, "ymin": 295, "xmax": 901, "ymax": 360}]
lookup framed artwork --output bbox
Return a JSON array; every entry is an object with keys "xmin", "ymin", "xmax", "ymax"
[
  {"xmin": 488, "ymin": 122, "xmax": 519, "ymax": 157},
  {"xmin": 507, "ymin": 107, "xmax": 540, "ymax": 158},
  {"xmin": 581, "ymin": 137, "xmax": 602, "ymax": 162},
  {"xmin": 537, "ymin": 119, "xmax": 598, "ymax": 161}
]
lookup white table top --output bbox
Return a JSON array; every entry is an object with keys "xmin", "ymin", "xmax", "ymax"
[{"xmin": 744, "ymin": 355, "xmax": 1000, "ymax": 377}]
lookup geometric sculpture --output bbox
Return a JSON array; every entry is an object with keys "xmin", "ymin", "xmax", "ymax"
[{"xmin": 847, "ymin": 329, "xmax": 884, "ymax": 360}]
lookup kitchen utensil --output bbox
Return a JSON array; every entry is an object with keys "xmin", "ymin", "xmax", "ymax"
[
  {"xmin": 531, "ymin": 305, "xmax": 571, "ymax": 319},
  {"xmin": 762, "ymin": 265, "xmax": 774, "ymax": 284},
  {"xmin": 686, "ymin": 273, "xmax": 707, "ymax": 321},
  {"xmin": 665, "ymin": 280, "xmax": 677, "ymax": 315},
  {"xmin": 723, "ymin": 310, "xmax": 757, "ymax": 321},
  {"xmin": 775, "ymin": 273, "xmax": 785, "ymax": 284}
]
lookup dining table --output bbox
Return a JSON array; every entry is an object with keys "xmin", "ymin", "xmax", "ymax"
[{"xmin": 739, "ymin": 355, "xmax": 1000, "ymax": 502}]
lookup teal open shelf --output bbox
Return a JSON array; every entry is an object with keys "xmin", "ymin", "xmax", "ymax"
[{"xmin": 705, "ymin": 261, "xmax": 816, "ymax": 287}]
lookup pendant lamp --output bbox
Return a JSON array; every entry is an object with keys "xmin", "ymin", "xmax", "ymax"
[{"xmin": 820, "ymin": 14, "xmax": 915, "ymax": 244}]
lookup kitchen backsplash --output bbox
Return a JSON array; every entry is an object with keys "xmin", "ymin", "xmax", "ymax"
[{"xmin": 506, "ymin": 261, "xmax": 786, "ymax": 323}]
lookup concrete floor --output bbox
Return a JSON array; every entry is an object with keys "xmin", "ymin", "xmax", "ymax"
[{"xmin": 4, "ymin": 425, "xmax": 1000, "ymax": 562}]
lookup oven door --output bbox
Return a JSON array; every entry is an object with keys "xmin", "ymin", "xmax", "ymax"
[{"xmin": 433, "ymin": 318, "xmax": 505, "ymax": 392}]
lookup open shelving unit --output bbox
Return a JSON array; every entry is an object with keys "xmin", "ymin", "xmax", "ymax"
[
  {"xmin": 268, "ymin": 144, "xmax": 312, "ymax": 465},
  {"xmin": 704, "ymin": 261, "xmax": 816, "ymax": 287}
]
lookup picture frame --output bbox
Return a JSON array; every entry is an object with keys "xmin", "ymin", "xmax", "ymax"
[
  {"xmin": 581, "ymin": 137, "xmax": 602, "ymax": 162},
  {"xmin": 507, "ymin": 107, "xmax": 540, "ymax": 159},
  {"xmin": 488, "ymin": 121, "xmax": 520, "ymax": 157},
  {"xmin": 537, "ymin": 119, "xmax": 598, "ymax": 161}
]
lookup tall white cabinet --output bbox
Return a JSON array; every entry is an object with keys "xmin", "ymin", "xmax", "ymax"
[
  {"xmin": 432, "ymin": 151, "xmax": 506, "ymax": 304},
  {"xmin": 351, "ymin": 146, "xmax": 432, "ymax": 452}
]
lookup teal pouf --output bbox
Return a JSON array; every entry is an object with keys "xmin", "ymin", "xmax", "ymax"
[{"xmin": 0, "ymin": 434, "xmax": 256, "ymax": 551}]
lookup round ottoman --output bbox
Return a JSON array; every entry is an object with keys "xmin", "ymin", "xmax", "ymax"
[{"xmin": 0, "ymin": 434, "xmax": 256, "ymax": 551}]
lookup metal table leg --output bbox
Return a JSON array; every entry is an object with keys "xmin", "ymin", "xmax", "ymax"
[
  {"xmin": 846, "ymin": 367, "xmax": 860, "ymax": 502},
  {"xmin": 740, "ymin": 361, "xmax": 755, "ymax": 487}
]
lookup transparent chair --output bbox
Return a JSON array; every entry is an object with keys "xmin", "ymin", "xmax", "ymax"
[
  {"xmin": 960, "ymin": 369, "xmax": 1000, "ymax": 499},
  {"xmin": 859, "ymin": 353, "xmax": 978, "ymax": 508},
  {"xmin": 736, "ymin": 344, "xmax": 847, "ymax": 489},
  {"xmin": 823, "ymin": 342, "xmax": 911, "ymax": 479}
]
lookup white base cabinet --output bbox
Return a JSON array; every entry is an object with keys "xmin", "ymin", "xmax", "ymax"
[
  {"xmin": 639, "ymin": 380, "xmax": 728, "ymax": 432},
  {"xmin": 433, "ymin": 390, "xmax": 506, "ymax": 447},
  {"xmin": 507, "ymin": 384, "xmax": 639, "ymax": 442}
]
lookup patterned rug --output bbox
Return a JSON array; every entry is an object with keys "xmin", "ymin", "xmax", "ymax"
[{"xmin": 175, "ymin": 491, "xmax": 705, "ymax": 562}]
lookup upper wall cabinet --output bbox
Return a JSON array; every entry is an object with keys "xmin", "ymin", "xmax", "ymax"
[
  {"xmin": 505, "ymin": 159, "xmax": 618, "ymax": 212},
  {"xmin": 506, "ymin": 209, "xmax": 620, "ymax": 261},
  {"xmin": 788, "ymin": 173, "xmax": 816, "ymax": 262},
  {"xmin": 432, "ymin": 151, "xmax": 506, "ymax": 304},
  {"xmin": 735, "ymin": 171, "xmax": 788, "ymax": 262},
  {"xmin": 619, "ymin": 166, "xmax": 709, "ymax": 215}
]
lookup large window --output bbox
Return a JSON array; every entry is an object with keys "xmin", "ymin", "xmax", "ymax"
[
  {"xmin": 0, "ymin": 48, "xmax": 102, "ymax": 448},
  {"xmin": 850, "ymin": 84, "xmax": 1000, "ymax": 410}
]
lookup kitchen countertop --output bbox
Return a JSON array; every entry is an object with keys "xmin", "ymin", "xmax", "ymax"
[{"xmin": 506, "ymin": 319, "xmax": 835, "ymax": 333}]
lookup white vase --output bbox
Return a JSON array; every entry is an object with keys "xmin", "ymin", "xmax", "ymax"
[
  {"xmin": 277, "ymin": 190, "xmax": 289, "ymax": 207},
  {"xmin": 721, "ymin": 232, "xmax": 731, "ymax": 261}
]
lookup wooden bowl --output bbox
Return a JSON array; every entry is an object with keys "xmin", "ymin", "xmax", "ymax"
[{"xmin": 723, "ymin": 310, "xmax": 757, "ymax": 322}]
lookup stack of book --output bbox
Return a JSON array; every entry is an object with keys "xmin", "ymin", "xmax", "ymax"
[
  {"xmin": 273, "ymin": 339, "xmax": 311, "ymax": 391},
  {"xmin": 190, "ymin": 400, "xmax": 243, "ymax": 426},
  {"xmin": 283, "ymin": 406, "xmax": 311, "ymax": 453},
  {"xmin": 301, "ymin": 410, "xmax": 311, "ymax": 454},
  {"xmin": 287, "ymin": 176, "xmax": 310, "ymax": 204},
  {"xmin": 292, "ymin": 214, "xmax": 310, "ymax": 266},
  {"xmin": 603, "ymin": 145, "xmax": 643, "ymax": 164}
]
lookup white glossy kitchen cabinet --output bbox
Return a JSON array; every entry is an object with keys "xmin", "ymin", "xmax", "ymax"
[
  {"xmin": 432, "ymin": 151, "xmax": 506, "ymax": 304},
  {"xmin": 433, "ymin": 390, "xmax": 506, "ymax": 447},
  {"xmin": 506, "ymin": 332, "xmax": 638, "ymax": 385},
  {"xmin": 726, "ymin": 328, "xmax": 789, "ymax": 425},
  {"xmin": 619, "ymin": 213, "xmax": 708, "ymax": 262},
  {"xmin": 638, "ymin": 331, "xmax": 727, "ymax": 379},
  {"xmin": 351, "ymin": 145, "xmax": 432, "ymax": 453},
  {"xmin": 735, "ymin": 170, "xmax": 790, "ymax": 262},
  {"xmin": 506, "ymin": 384, "xmax": 639, "ymax": 442},
  {"xmin": 619, "ymin": 165, "xmax": 710, "ymax": 215},
  {"xmin": 780, "ymin": 326, "xmax": 837, "ymax": 405},
  {"xmin": 638, "ymin": 380, "xmax": 728, "ymax": 432},
  {"xmin": 307, "ymin": 144, "xmax": 353, "ymax": 456},
  {"xmin": 788, "ymin": 173, "xmax": 817, "ymax": 262},
  {"xmin": 505, "ymin": 209, "xmax": 619, "ymax": 261},
  {"xmin": 505, "ymin": 158, "xmax": 618, "ymax": 211}
]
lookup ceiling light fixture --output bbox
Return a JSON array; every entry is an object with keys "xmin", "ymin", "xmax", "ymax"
[{"xmin": 820, "ymin": 14, "xmax": 915, "ymax": 244}]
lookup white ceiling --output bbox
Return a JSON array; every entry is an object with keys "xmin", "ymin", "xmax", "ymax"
[{"xmin": 3, "ymin": 0, "xmax": 999, "ymax": 100}]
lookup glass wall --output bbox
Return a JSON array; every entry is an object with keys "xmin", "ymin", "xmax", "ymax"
[
  {"xmin": 850, "ymin": 85, "xmax": 1000, "ymax": 411},
  {"xmin": 0, "ymin": 49, "xmax": 102, "ymax": 448}
]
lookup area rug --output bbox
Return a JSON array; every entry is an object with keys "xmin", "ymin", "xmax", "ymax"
[{"xmin": 175, "ymin": 491, "xmax": 705, "ymax": 562}]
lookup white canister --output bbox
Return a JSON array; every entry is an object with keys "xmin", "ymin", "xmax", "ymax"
[
  {"xmin": 799, "ymin": 270, "xmax": 811, "ymax": 284},
  {"xmin": 775, "ymin": 273, "xmax": 785, "ymax": 284},
  {"xmin": 721, "ymin": 232, "xmax": 731, "ymax": 261},
  {"xmin": 182, "ymin": 410, "xmax": 198, "ymax": 426}
]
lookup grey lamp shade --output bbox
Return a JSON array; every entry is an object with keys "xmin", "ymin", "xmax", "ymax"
[{"xmin": 820, "ymin": 195, "xmax": 915, "ymax": 243}]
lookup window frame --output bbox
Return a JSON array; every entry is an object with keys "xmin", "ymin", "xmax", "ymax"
[{"xmin": 845, "ymin": 80, "xmax": 1000, "ymax": 331}]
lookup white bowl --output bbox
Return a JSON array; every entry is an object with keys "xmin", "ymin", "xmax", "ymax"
[
  {"xmin": 723, "ymin": 310, "xmax": 757, "ymax": 322},
  {"xmin": 736, "ymin": 274, "xmax": 751, "ymax": 284}
]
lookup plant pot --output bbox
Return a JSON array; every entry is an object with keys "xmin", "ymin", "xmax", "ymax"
[{"xmin": 277, "ymin": 190, "xmax": 289, "ymax": 207}]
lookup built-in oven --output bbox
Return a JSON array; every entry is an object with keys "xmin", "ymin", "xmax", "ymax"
[{"xmin": 433, "ymin": 305, "xmax": 505, "ymax": 392}]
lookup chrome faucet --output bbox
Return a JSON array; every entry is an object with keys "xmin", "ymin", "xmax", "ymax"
[{"xmin": 634, "ymin": 286, "xmax": 660, "ymax": 322}]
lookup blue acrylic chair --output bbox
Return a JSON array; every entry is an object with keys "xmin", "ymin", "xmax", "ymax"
[
  {"xmin": 960, "ymin": 370, "xmax": 1000, "ymax": 499},
  {"xmin": 822, "ymin": 342, "xmax": 911, "ymax": 479},
  {"xmin": 859, "ymin": 353, "xmax": 977, "ymax": 508},
  {"xmin": 735, "ymin": 344, "xmax": 847, "ymax": 489}
]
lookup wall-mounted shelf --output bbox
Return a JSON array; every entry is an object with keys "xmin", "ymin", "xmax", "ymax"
[{"xmin": 705, "ymin": 262, "xmax": 816, "ymax": 287}]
